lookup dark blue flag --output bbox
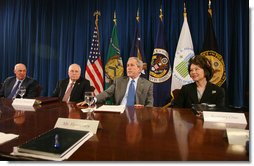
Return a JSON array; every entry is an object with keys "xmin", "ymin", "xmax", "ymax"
[
  {"xmin": 130, "ymin": 12, "xmax": 147, "ymax": 78},
  {"xmin": 200, "ymin": 4, "xmax": 226, "ymax": 87},
  {"xmin": 149, "ymin": 10, "xmax": 172, "ymax": 107}
]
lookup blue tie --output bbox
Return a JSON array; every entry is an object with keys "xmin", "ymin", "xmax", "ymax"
[
  {"xmin": 7, "ymin": 81, "xmax": 21, "ymax": 99},
  {"xmin": 126, "ymin": 80, "xmax": 135, "ymax": 106}
]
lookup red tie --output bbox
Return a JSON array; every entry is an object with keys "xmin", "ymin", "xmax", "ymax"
[{"xmin": 62, "ymin": 82, "xmax": 74, "ymax": 102}]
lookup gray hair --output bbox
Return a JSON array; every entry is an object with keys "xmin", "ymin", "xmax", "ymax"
[{"xmin": 128, "ymin": 57, "xmax": 143, "ymax": 68}]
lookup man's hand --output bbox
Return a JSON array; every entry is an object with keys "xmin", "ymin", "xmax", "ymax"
[
  {"xmin": 76, "ymin": 101, "xmax": 86, "ymax": 106},
  {"xmin": 134, "ymin": 104, "xmax": 144, "ymax": 109}
]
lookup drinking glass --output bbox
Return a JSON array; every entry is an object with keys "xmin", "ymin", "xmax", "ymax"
[
  {"xmin": 84, "ymin": 92, "xmax": 94, "ymax": 112},
  {"xmin": 18, "ymin": 86, "xmax": 26, "ymax": 99}
]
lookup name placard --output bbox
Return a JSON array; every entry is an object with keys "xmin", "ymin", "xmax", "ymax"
[
  {"xmin": 54, "ymin": 118, "xmax": 99, "ymax": 134},
  {"xmin": 12, "ymin": 99, "xmax": 36, "ymax": 106},
  {"xmin": 203, "ymin": 111, "xmax": 247, "ymax": 129},
  {"xmin": 12, "ymin": 105, "xmax": 36, "ymax": 111},
  {"xmin": 12, "ymin": 99, "xmax": 36, "ymax": 111}
]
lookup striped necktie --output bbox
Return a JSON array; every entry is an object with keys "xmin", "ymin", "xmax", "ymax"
[
  {"xmin": 7, "ymin": 81, "xmax": 21, "ymax": 99},
  {"xmin": 62, "ymin": 82, "xmax": 74, "ymax": 102}
]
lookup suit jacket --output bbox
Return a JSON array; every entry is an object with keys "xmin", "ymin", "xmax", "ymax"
[
  {"xmin": 52, "ymin": 77, "xmax": 93, "ymax": 102},
  {"xmin": 96, "ymin": 76, "xmax": 153, "ymax": 107},
  {"xmin": 0, "ymin": 76, "xmax": 39, "ymax": 98},
  {"xmin": 173, "ymin": 82, "xmax": 225, "ymax": 108}
]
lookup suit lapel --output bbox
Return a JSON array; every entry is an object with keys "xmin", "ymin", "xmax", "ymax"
[
  {"xmin": 200, "ymin": 83, "xmax": 212, "ymax": 103},
  {"xmin": 189, "ymin": 83, "xmax": 199, "ymax": 103},
  {"xmin": 61, "ymin": 80, "xmax": 69, "ymax": 98},
  {"xmin": 119, "ymin": 77, "xmax": 129, "ymax": 102},
  {"xmin": 136, "ymin": 78, "xmax": 144, "ymax": 104},
  {"xmin": 7, "ymin": 78, "xmax": 16, "ymax": 95},
  {"xmin": 71, "ymin": 79, "xmax": 81, "ymax": 96},
  {"xmin": 21, "ymin": 77, "xmax": 29, "ymax": 88}
]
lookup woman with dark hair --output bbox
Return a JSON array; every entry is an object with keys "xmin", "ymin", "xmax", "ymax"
[{"xmin": 173, "ymin": 55, "xmax": 225, "ymax": 108}]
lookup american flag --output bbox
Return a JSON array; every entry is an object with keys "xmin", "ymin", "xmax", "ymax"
[{"xmin": 85, "ymin": 24, "xmax": 104, "ymax": 95}]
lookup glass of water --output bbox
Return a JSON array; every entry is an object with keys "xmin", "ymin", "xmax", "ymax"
[
  {"xmin": 84, "ymin": 92, "xmax": 94, "ymax": 112},
  {"xmin": 18, "ymin": 86, "xmax": 26, "ymax": 99}
]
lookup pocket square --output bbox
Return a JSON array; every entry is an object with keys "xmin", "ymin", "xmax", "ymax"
[{"xmin": 212, "ymin": 90, "xmax": 217, "ymax": 94}]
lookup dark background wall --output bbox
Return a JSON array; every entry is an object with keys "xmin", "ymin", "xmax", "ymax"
[{"xmin": 0, "ymin": 0, "xmax": 249, "ymax": 108}]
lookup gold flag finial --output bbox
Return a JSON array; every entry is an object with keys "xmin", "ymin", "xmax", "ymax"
[
  {"xmin": 93, "ymin": 10, "xmax": 101, "ymax": 27},
  {"xmin": 159, "ymin": 7, "xmax": 163, "ymax": 21},
  {"xmin": 208, "ymin": 0, "xmax": 212, "ymax": 16},
  {"xmin": 136, "ymin": 8, "xmax": 140, "ymax": 22},
  {"xmin": 113, "ymin": 11, "xmax": 117, "ymax": 25},
  {"xmin": 183, "ymin": 2, "xmax": 187, "ymax": 18}
]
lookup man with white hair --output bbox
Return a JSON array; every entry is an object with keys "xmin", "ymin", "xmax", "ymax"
[
  {"xmin": 52, "ymin": 63, "xmax": 93, "ymax": 102},
  {"xmin": 0, "ymin": 63, "xmax": 39, "ymax": 99}
]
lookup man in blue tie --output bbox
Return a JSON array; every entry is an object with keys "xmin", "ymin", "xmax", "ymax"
[
  {"xmin": 78, "ymin": 57, "xmax": 153, "ymax": 107},
  {"xmin": 0, "ymin": 63, "xmax": 39, "ymax": 99}
]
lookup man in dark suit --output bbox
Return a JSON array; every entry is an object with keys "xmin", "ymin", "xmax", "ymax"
[
  {"xmin": 52, "ymin": 63, "xmax": 93, "ymax": 102},
  {"xmin": 77, "ymin": 57, "xmax": 153, "ymax": 107},
  {"xmin": 0, "ymin": 63, "xmax": 39, "ymax": 99}
]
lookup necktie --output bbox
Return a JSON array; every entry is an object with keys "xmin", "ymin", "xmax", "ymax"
[
  {"xmin": 7, "ymin": 81, "xmax": 21, "ymax": 99},
  {"xmin": 126, "ymin": 80, "xmax": 135, "ymax": 106},
  {"xmin": 62, "ymin": 82, "xmax": 74, "ymax": 102}
]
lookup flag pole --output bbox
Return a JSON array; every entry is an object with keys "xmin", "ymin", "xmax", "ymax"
[
  {"xmin": 113, "ymin": 11, "xmax": 117, "ymax": 25},
  {"xmin": 136, "ymin": 8, "xmax": 140, "ymax": 22},
  {"xmin": 184, "ymin": 2, "xmax": 187, "ymax": 18},
  {"xmin": 208, "ymin": 0, "xmax": 212, "ymax": 16},
  {"xmin": 159, "ymin": 7, "xmax": 163, "ymax": 21},
  {"xmin": 93, "ymin": 10, "xmax": 101, "ymax": 41},
  {"xmin": 164, "ymin": 2, "xmax": 188, "ymax": 108},
  {"xmin": 93, "ymin": 10, "xmax": 101, "ymax": 27}
]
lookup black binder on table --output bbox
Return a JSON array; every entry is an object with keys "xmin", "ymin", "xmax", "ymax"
[{"xmin": 17, "ymin": 128, "xmax": 90, "ymax": 158}]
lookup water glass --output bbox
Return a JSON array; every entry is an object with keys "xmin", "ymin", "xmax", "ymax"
[
  {"xmin": 18, "ymin": 86, "xmax": 26, "ymax": 99},
  {"xmin": 84, "ymin": 92, "xmax": 94, "ymax": 112}
]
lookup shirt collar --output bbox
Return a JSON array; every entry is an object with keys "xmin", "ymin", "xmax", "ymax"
[
  {"xmin": 129, "ymin": 74, "xmax": 140, "ymax": 82},
  {"xmin": 16, "ymin": 78, "xmax": 25, "ymax": 83},
  {"xmin": 69, "ymin": 79, "xmax": 76, "ymax": 85}
]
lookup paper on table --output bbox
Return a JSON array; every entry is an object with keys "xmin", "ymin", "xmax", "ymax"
[
  {"xmin": 203, "ymin": 111, "xmax": 247, "ymax": 130},
  {"xmin": 93, "ymin": 105, "xmax": 126, "ymax": 113},
  {"xmin": 226, "ymin": 128, "xmax": 249, "ymax": 145},
  {"xmin": 81, "ymin": 108, "xmax": 93, "ymax": 113},
  {"xmin": 0, "ymin": 132, "xmax": 19, "ymax": 145}
]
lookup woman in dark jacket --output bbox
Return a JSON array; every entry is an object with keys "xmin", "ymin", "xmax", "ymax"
[{"xmin": 174, "ymin": 55, "xmax": 225, "ymax": 108}]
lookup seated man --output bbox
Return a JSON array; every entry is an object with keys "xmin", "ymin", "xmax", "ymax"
[
  {"xmin": 52, "ymin": 63, "xmax": 93, "ymax": 102},
  {"xmin": 0, "ymin": 63, "xmax": 39, "ymax": 99},
  {"xmin": 78, "ymin": 57, "xmax": 153, "ymax": 107}
]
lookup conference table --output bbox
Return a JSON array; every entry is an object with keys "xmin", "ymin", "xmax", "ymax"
[{"xmin": 0, "ymin": 98, "xmax": 249, "ymax": 161}]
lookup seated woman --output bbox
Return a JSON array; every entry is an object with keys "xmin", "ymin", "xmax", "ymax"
[{"xmin": 173, "ymin": 55, "xmax": 225, "ymax": 108}]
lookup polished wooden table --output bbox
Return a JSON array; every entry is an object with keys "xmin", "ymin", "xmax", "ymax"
[{"xmin": 0, "ymin": 98, "xmax": 249, "ymax": 161}]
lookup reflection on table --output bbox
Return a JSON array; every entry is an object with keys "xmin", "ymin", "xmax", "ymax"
[{"xmin": 0, "ymin": 98, "xmax": 249, "ymax": 161}]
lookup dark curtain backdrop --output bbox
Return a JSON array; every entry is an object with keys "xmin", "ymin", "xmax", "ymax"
[{"xmin": 0, "ymin": 0, "xmax": 249, "ymax": 108}]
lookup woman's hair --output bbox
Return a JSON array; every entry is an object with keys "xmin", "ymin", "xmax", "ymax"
[{"xmin": 188, "ymin": 55, "xmax": 214, "ymax": 81}]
